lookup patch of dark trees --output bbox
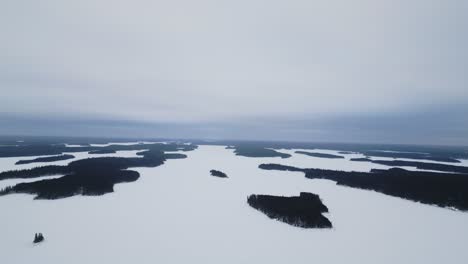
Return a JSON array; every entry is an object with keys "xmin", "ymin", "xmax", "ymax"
[
  {"xmin": 88, "ymin": 149, "xmax": 117, "ymax": 154},
  {"xmin": 259, "ymin": 163, "xmax": 468, "ymax": 211},
  {"xmin": 351, "ymin": 158, "xmax": 468, "ymax": 174},
  {"xmin": 33, "ymin": 233, "xmax": 44, "ymax": 244},
  {"xmin": 210, "ymin": 170, "xmax": 228, "ymax": 178},
  {"xmin": 247, "ymin": 192, "xmax": 332, "ymax": 228},
  {"xmin": 15, "ymin": 154, "xmax": 75, "ymax": 165},
  {"xmin": 0, "ymin": 148, "xmax": 190, "ymax": 200},
  {"xmin": 295, "ymin": 151, "xmax": 344, "ymax": 159}
]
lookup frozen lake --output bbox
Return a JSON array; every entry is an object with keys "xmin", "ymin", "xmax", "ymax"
[{"xmin": 0, "ymin": 145, "xmax": 467, "ymax": 264}]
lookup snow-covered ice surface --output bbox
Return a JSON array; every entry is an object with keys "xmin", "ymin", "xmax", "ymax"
[
  {"xmin": 64, "ymin": 144, "xmax": 86, "ymax": 147},
  {"xmin": 1, "ymin": 145, "xmax": 468, "ymax": 264}
]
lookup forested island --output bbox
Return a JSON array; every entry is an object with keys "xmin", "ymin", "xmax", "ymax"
[
  {"xmin": 350, "ymin": 158, "xmax": 372, "ymax": 162},
  {"xmin": 295, "ymin": 151, "xmax": 344, "ymax": 159},
  {"xmin": 210, "ymin": 170, "xmax": 228, "ymax": 178},
  {"xmin": 33, "ymin": 233, "xmax": 44, "ymax": 244},
  {"xmin": 230, "ymin": 145, "xmax": 291, "ymax": 158},
  {"xmin": 247, "ymin": 192, "xmax": 332, "ymax": 228},
  {"xmin": 259, "ymin": 164, "xmax": 468, "ymax": 211},
  {"xmin": 15, "ymin": 154, "xmax": 75, "ymax": 165},
  {"xmin": 0, "ymin": 144, "xmax": 195, "ymax": 199}
]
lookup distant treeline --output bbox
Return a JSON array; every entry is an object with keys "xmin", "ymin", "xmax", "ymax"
[
  {"xmin": 259, "ymin": 163, "xmax": 468, "ymax": 211},
  {"xmin": 2, "ymin": 136, "xmax": 466, "ymax": 162},
  {"xmin": 350, "ymin": 158, "xmax": 468, "ymax": 174},
  {"xmin": 0, "ymin": 142, "xmax": 197, "ymax": 158},
  {"xmin": 361, "ymin": 150, "xmax": 460, "ymax": 163},
  {"xmin": 191, "ymin": 139, "xmax": 468, "ymax": 162}
]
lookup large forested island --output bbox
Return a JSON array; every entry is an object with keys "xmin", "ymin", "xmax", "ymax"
[{"xmin": 248, "ymin": 192, "xmax": 332, "ymax": 228}]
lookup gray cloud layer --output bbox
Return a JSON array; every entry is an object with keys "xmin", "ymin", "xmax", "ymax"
[{"xmin": 1, "ymin": 1, "xmax": 467, "ymax": 144}]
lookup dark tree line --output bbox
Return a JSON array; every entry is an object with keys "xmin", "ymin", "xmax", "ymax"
[{"xmin": 15, "ymin": 154, "xmax": 75, "ymax": 165}]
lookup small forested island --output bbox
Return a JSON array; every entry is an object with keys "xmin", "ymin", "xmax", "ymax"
[
  {"xmin": 230, "ymin": 145, "xmax": 291, "ymax": 158},
  {"xmin": 0, "ymin": 144, "xmax": 195, "ymax": 199},
  {"xmin": 247, "ymin": 192, "xmax": 332, "ymax": 228},
  {"xmin": 33, "ymin": 233, "xmax": 44, "ymax": 244},
  {"xmin": 15, "ymin": 154, "xmax": 75, "ymax": 165},
  {"xmin": 259, "ymin": 163, "xmax": 468, "ymax": 211},
  {"xmin": 210, "ymin": 170, "xmax": 228, "ymax": 178},
  {"xmin": 295, "ymin": 151, "xmax": 344, "ymax": 159},
  {"xmin": 88, "ymin": 149, "xmax": 117, "ymax": 154}
]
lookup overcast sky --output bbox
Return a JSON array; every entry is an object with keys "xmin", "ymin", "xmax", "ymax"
[{"xmin": 1, "ymin": 0, "xmax": 467, "ymax": 145}]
